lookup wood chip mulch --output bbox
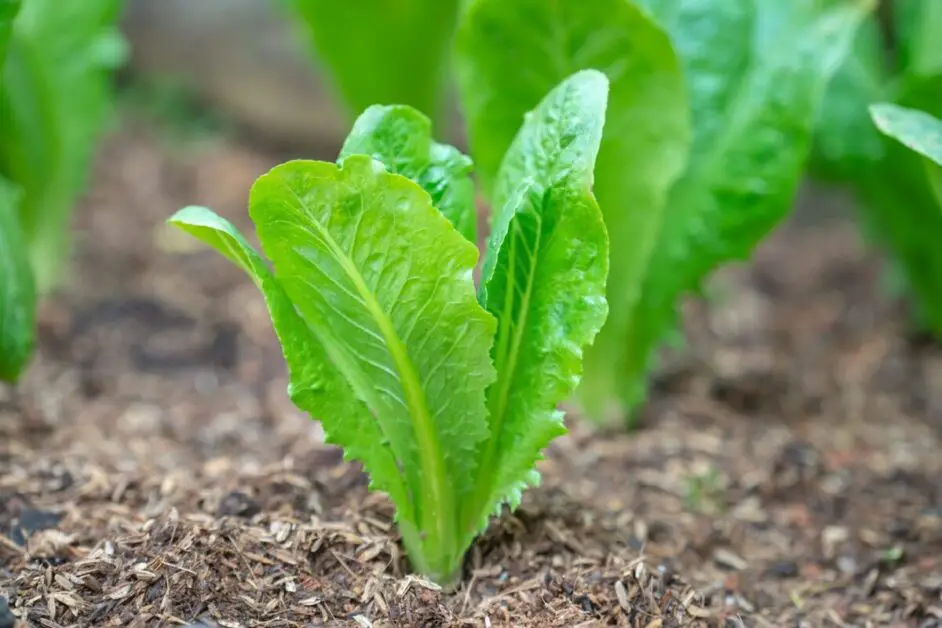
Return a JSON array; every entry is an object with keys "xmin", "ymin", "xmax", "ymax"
[{"xmin": 2, "ymin": 122, "xmax": 941, "ymax": 627}]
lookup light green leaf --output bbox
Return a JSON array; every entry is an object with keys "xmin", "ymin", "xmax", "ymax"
[
  {"xmin": 810, "ymin": 15, "xmax": 887, "ymax": 181},
  {"xmin": 288, "ymin": 0, "xmax": 460, "ymax": 120},
  {"xmin": 454, "ymin": 0, "xmax": 690, "ymax": 420},
  {"xmin": 464, "ymin": 70, "xmax": 610, "ymax": 540},
  {"xmin": 0, "ymin": 0, "xmax": 18, "ymax": 65},
  {"xmin": 615, "ymin": 0, "xmax": 871, "ymax": 413},
  {"xmin": 0, "ymin": 178, "xmax": 35, "ymax": 382},
  {"xmin": 870, "ymin": 103, "xmax": 942, "ymax": 168},
  {"xmin": 339, "ymin": 105, "xmax": 477, "ymax": 242},
  {"xmin": 248, "ymin": 157, "xmax": 496, "ymax": 582},
  {"xmin": 167, "ymin": 204, "xmax": 428, "ymax": 571},
  {"xmin": 0, "ymin": 0, "xmax": 125, "ymax": 292}
]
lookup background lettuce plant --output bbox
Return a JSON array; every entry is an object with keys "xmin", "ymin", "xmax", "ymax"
[
  {"xmin": 170, "ymin": 70, "xmax": 610, "ymax": 586},
  {"xmin": 455, "ymin": 0, "xmax": 872, "ymax": 424},
  {"xmin": 812, "ymin": 1, "xmax": 942, "ymax": 337},
  {"xmin": 0, "ymin": 0, "xmax": 125, "ymax": 381}
]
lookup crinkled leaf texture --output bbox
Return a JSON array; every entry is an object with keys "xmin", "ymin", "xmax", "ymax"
[
  {"xmin": 170, "ymin": 157, "xmax": 497, "ymax": 584},
  {"xmin": 462, "ymin": 69, "xmax": 610, "ymax": 541},
  {"xmin": 0, "ymin": 0, "xmax": 125, "ymax": 292},
  {"xmin": 288, "ymin": 0, "xmax": 460, "ymax": 120},
  {"xmin": 454, "ymin": 0, "xmax": 690, "ymax": 421},
  {"xmin": 615, "ymin": 0, "xmax": 872, "ymax": 414},
  {"xmin": 339, "ymin": 105, "xmax": 477, "ymax": 242},
  {"xmin": 0, "ymin": 178, "xmax": 35, "ymax": 382}
]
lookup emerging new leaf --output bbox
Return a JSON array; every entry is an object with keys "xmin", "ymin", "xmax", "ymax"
[{"xmin": 340, "ymin": 105, "xmax": 477, "ymax": 242}]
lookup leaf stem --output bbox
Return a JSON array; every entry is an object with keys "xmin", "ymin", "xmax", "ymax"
[{"xmin": 462, "ymin": 214, "xmax": 540, "ymax": 543}]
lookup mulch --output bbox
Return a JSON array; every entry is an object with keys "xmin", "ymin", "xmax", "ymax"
[{"xmin": 1, "ymin": 120, "xmax": 941, "ymax": 627}]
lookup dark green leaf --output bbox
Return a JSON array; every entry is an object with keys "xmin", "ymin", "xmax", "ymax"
[
  {"xmin": 464, "ymin": 70, "xmax": 610, "ymax": 540},
  {"xmin": 339, "ymin": 105, "xmax": 477, "ymax": 242},
  {"xmin": 248, "ymin": 157, "xmax": 495, "ymax": 582},
  {"xmin": 454, "ymin": 0, "xmax": 690, "ymax": 420},
  {"xmin": 0, "ymin": 178, "xmax": 35, "ymax": 382},
  {"xmin": 289, "ymin": 0, "xmax": 460, "ymax": 120}
]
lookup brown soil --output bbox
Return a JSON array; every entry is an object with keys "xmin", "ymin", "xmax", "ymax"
[{"xmin": 2, "ymin": 121, "xmax": 941, "ymax": 628}]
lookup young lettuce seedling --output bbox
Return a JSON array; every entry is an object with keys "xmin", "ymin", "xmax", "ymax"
[
  {"xmin": 455, "ymin": 0, "xmax": 871, "ymax": 425},
  {"xmin": 168, "ymin": 70, "xmax": 610, "ymax": 585}
]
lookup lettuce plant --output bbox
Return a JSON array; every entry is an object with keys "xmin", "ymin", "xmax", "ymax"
[
  {"xmin": 169, "ymin": 70, "xmax": 610, "ymax": 585},
  {"xmin": 454, "ymin": 0, "xmax": 871, "ymax": 423},
  {"xmin": 0, "ymin": 0, "xmax": 124, "ymax": 381},
  {"xmin": 812, "ymin": 1, "xmax": 942, "ymax": 337}
]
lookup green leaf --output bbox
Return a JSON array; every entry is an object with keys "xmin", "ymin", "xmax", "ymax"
[
  {"xmin": 463, "ymin": 70, "xmax": 610, "ymax": 540},
  {"xmin": 855, "ymin": 94, "xmax": 942, "ymax": 335},
  {"xmin": 0, "ymin": 0, "xmax": 19, "ymax": 65},
  {"xmin": 454, "ymin": 0, "xmax": 691, "ymax": 420},
  {"xmin": 168, "ymin": 204, "xmax": 434, "ymax": 574},
  {"xmin": 288, "ymin": 0, "xmax": 460, "ymax": 120},
  {"xmin": 0, "ymin": 0, "xmax": 125, "ymax": 292},
  {"xmin": 455, "ymin": 0, "xmax": 688, "ymax": 201},
  {"xmin": 610, "ymin": 0, "xmax": 871, "ymax": 414},
  {"xmin": 0, "ymin": 178, "xmax": 35, "ymax": 382},
  {"xmin": 248, "ymin": 157, "xmax": 496, "ymax": 582},
  {"xmin": 810, "ymin": 15, "xmax": 887, "ymax": 181},
  {"xmin": 870, "ymin": 103, "xmax": 942, "ymax": 168},
  {"xmin": 339, "ymin": 105, "xmax": 477, "ymax": 242}
]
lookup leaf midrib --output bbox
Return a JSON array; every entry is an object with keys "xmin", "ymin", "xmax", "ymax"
[
  {"xmin": 464, "ymin": 200, "xmax": 542, "ymax": 539},
  {"xmin": 295, "ymin": 196, "xmax": 456, "ymax": 563}
]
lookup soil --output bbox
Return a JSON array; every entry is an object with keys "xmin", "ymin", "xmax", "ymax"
[{"xmin": 2, "ymin": 119, "xmax": 941, "ymax": 628}]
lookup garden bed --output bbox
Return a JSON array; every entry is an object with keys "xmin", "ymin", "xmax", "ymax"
[{"xmin": 1, "ymin": 121, "xmax": 941, "ymax": 627}]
